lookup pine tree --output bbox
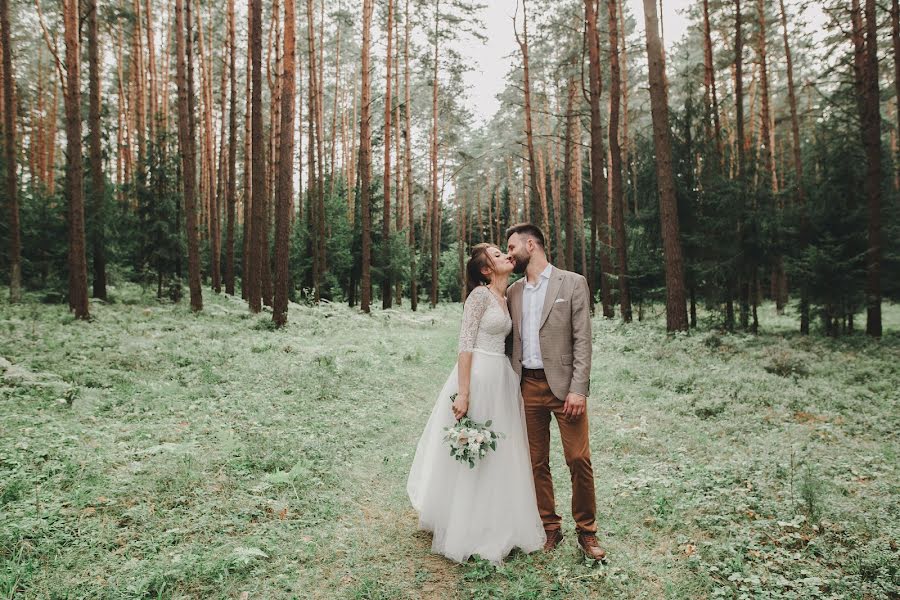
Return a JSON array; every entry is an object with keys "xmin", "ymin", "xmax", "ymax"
[{"xmin": 642, "ymin": 0, "xmax": 687, "ymax": 331}]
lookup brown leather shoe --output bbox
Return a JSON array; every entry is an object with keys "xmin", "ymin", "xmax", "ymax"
[
  {"xmin": 543, "ymin": 528, "xmax": 563, "ymax": 552},
  {"xmin": 577, "ymin": 533, "xmax": 607, "ymax": 562}
]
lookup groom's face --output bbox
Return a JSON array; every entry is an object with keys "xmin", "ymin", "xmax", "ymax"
[{"xmin": 506, "ymin": 233, "xmax": 531, "ymax": 275}]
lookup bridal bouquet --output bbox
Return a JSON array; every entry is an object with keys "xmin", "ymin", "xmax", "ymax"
[{"xmin": 443, "ymin": 393, "xmax": 503, "ymax": 468}]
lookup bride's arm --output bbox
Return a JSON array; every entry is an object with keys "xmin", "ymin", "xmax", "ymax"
[{"xmin": 454, "ymin": 287, "xmax": 491, "ymax": 419}]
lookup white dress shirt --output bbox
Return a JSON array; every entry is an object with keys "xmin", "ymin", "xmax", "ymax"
[{"xmin": 521, "ymin": 264, "xmax": 553, "ymax": 369}]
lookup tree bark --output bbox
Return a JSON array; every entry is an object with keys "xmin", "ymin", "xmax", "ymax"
[
  {"xmin": 608, "ymin": 0, "xmax": 631, "ymax": 322},
  {"xmin": 242, "ymin": 29, "xmax": 252, "ymax": 300},
  {"xmin": 0, "ymin": 0, "xmax": 19, "ymax": 303},
  {"xmin": 756, "ymin": 0, "xmax": 776, "ymax": 196},
  {"xmin": 85, "ymin": 0, "xmax": 107, "ymax": 301},
  {"xmin": 778, "ymin": 0, "xmax": 807, "ymax": 332},
  {"xmin": 174, "ymin": 0, "xmax": 202, "ymax": 310},
  {"xmin": 515, "ymin": 0, "xmax": 539, "ymax": 231},
  {"xmin": 405, "ymin": 0, "xmax": 417, "ymax": 311},
  {"xmin": 893, "ymin": 0, "xmax": 900, "ymax": 191},
  {"xmin": 702, "ymin": 0, "xmax": 723, "ymax": 160},
  {"xmin": 306, "ymin": 0, "xmax": 321, "ymax": 300},
  {"xmin": 247, "ymin": 0, "xmax": 266, "ymax": 312},
  {"xmin": 359, "ymin": 0, "xmax": 374, "ymax": 312},
  {"xmin": 585, "ymin": 0, "xmax": 613, "ymax": 317},
  {"xmin": 861, "ymin": 0, "xmax": 882, "ymax": 336},
  {"xmin": 197, "ymin": 1, "xmax": 220, "ymax": 293},
  {"xmin": 225, "ymin": 0, "xmax": 237, "ymax": 295},
  {"xmin": 430, "ymin": 0, "xmax": 440, "ymax": 307},
  {"xmin": 564, "ymin": 76, "xmax": 576, "ymax": 272},
  {"xmin": 63, "ymin": 0, "xmax": 90, "ymax": 318},
  {"xmin": 642, "ymin": 0, "xmax": 687, "ymax": 332},
  {"xmin": 273, "ymin": 0, "xmax": 295, "ymax": 327},
  {"xmin": 735, "ymin": 0, "xmax": 747, "ymax": 331},
  {"xmin": 382, "ymin": 0, "xmax": 394, "ymax": 309}
]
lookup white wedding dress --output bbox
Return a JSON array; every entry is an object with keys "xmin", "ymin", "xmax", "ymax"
[{"xmin": 407, "ymin": 285, "xmax": 545, "ymax": 565}]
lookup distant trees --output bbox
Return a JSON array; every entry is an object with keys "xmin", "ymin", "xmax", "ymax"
[{"xmin": 0, "ymin": 0, "xmax": 894, "ymax": 338}]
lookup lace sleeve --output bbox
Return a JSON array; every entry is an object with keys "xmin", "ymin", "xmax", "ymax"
[{"xmin": 458, "ymin": 286, "xmax": 492, "ymax": 353}]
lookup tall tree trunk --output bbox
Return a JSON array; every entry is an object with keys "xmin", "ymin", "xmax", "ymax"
[
  {"xmin": 585, "ymin": 0, "xmax": 613, "ymax": 317},
  {"xmin": 429, "ymin": 0, "xmax": 440, "ymax": 307},
  {"xmin": 0, "ymin": 0, "xmax": 20, "ymax": 303},
  {"xmin": 861, "ymin": 0, "xmax": 882, "ymax": 336},
  {"xmin": 702, "ymin": 0, "xmax": 723, "ymax": 160},
  {"xmin": 564, "ymin": 76, "xmax": 576, "ymax": 272},
  {"xmin": 306, "ymin": 0, "xmax": 321, "ymax": 300},
  {"xmin": 144, "ymin": 0, "xmax": 158, "ymax": 141},
  {"xmin": 516, "ymin": 0, "xmax": 539, "ymax": 231},
  {"xmin": 642, "ymin": 0, "xmax": 687, "ymax": 331},
  {"xmin": 735, "ymin": 0, "xmax": 747, "ymax": 331},
  {"xmin": 273, "ymin": 0, "xmax": 295, "ymax": 327},
  {"xmin": 131, "ymin": 0, "xmax": 147, "ymax": 171},
  {"xmin": 778, "ymin": 0, "xmax": 807, "ymax": 332},
  {"xmin": 756, "ymin": 0, "xmax": 783, "ymax": 316},
  {"xmin": 176, "ymin": 0, "xmax": 202, "ymax": 310},
  {"xmin": 329, "ymin": 19, "xmax": 342, "ymax": 198},
  {"xmin": 458, "ymin": 193, "xmax": 466, "ymax": 297},
  {"xmin": 893, "ymin": 0, "xmax": 900, "ymax": 191},
  {"xmin": 359, "ymin": 0, "xmax": 374, "ymax": 313},
  {"xmin": 405, "ymin": 0, "xmax": 416, "ymax": 311},
  {"xmin": 242, "ymin": 34, "xmax": 252, "ymax": 300},
  {"xmin": 618, "ymin": 0, "xmax": 635, "ymax": 215},
  {"xmin": 63, "ymin": 0, "xmax": 89, "ymax": 318},
  {"xmin": 225, "ymin": 0, "xmax": 237, "ymax": 295},
  {"xmin": 314, "ymin": 1, "xmax": 326, "ymax": 298},
  {"xmin": 247, "ymin": 0, "xmax": 265, "ymax": 312},
  {"xmin": 197, "ymin": 2, "xmax": 220, "ymax": 293},
  {"xmin": 608, "ymin": 0, "xmax": 632, "ymax": 322},
  {"xmin": 87, "ymin": 0, "xmax": 106, "ymax": 301},
  {"xmin": 756, "ymin": 0, "xmax": 776, "ymax": 196},
  {"xmin": 261, "ymin": 0, "xmax": 277, "ymax": 308},
  {"xmin": 382, "ymin": 0, "xmax": 394, "ymax": 309}
]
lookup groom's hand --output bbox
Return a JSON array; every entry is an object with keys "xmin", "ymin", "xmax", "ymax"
[{"xmin": 562, "ymin": 392, "xmax": 586, "ymax": 419}]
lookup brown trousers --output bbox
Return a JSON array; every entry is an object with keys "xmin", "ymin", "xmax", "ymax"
[{"xmin": 521, "ymin": 371, "xmax": 597, "ymax": 534}]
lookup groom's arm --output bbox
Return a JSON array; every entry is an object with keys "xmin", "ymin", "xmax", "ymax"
[{"xmin": 569, "ymin": 274, "xmax": 592, "ymax": 398}]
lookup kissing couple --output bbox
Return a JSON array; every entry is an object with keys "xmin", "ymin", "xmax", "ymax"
[{"xmin": 406, "ymin": 223, "xmax": 606, "ymax": 565}]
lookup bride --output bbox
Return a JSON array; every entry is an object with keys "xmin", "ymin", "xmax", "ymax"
[{"xmin": 407, "ymin": 243, "xmax": 545, "ymax": 565}]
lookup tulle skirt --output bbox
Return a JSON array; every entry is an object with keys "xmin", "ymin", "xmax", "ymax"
[{"xmin": 407, "ymin": 349, "xmax": 546, "ymax": 565}]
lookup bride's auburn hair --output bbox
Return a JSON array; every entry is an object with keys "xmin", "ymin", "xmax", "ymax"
[{"xmin": 466, "ymin": 243, "xmax": 497, "ymax": 296}]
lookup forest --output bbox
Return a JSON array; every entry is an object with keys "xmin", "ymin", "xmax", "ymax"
[
  {"xmin": 0, "ymin": 0, "xmax": 897, "ymax": 333},
  {"xmin": 1, "ymin": 0, "xmax": 899, "ymax": 597}
]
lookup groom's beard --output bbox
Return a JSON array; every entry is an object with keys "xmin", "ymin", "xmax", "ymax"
[{"xmin": 512, "ymin": 253, "xmax": 529, "ymax": 274}]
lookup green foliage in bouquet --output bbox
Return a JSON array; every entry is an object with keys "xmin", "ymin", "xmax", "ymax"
[{"xmin": 443, "ymin": 393, "xmax": 503, "ymax": 468}]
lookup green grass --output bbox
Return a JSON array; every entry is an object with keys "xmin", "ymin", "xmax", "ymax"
[{"xmin": 1, "ymin": 285, "xmax": 898, "ymax": 598}]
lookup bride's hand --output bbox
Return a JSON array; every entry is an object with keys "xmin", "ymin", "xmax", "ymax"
[{"xmin": 452, "ymin": 393, "xmax": 469, "ymax": 420}]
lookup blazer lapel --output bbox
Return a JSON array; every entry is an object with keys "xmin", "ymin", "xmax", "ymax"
[
  {"xmin": 510, "ymin": 282, "xmax": 522, "ymax": 339},
  {"xmin": 539, "ymin": 270, "xmax": 564, "ymax": 329}
]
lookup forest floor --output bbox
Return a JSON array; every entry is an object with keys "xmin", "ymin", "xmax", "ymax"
[{"xmin": 1, "ymin": 284, "xmax": 898, "ymax": 599}]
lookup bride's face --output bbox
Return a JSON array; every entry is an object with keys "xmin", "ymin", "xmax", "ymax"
[{"xmin": 483, "ymin": 246, "xmax": 514, "ymax": 279}]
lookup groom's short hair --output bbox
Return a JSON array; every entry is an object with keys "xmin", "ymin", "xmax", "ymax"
[{"xmin": 505, "ymin": 223, "xmax": 545, "ymax": 248}]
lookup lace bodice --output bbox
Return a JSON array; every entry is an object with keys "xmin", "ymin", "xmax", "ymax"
[{"xmin": 458, "ymin": 286, "xmax": 512, "ymax": 354}]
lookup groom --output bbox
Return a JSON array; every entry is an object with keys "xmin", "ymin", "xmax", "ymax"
[{"xmin": 504, "ymin": 223, "xmax": 606, "ymax": 562}]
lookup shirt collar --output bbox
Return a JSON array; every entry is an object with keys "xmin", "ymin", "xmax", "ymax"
[{"xmin": 525, "ymin": 264, "xmax": 553, "ymax": 289}]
